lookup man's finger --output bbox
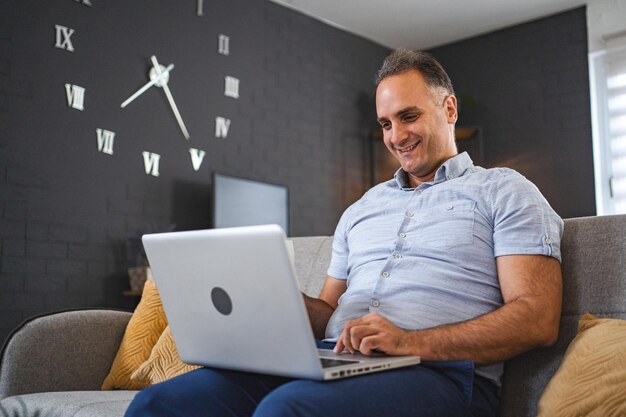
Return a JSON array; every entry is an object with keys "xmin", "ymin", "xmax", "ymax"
[
  {"xmin": 359, "ymin": 335, "xmax": 381, "ymax": 355},
  {"xmin": 334, "ymin": 335, "xmax": 345, "ymax": 353}
]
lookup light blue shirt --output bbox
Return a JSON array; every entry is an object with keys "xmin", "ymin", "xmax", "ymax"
[{"xmin": 325, "ymin": 152, "xmax": 564, "ymax": 385}]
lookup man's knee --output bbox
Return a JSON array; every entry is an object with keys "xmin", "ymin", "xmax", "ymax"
[
  {"xmin": 254, "ymin": 385, "xmax": 313, "ymax": 417},
  {"xmin": 124, "ymin": 386, "xmax": 163, "ymax": 417}
]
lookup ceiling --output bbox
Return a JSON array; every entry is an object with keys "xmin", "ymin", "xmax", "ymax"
[{"xmin": 268, "ymin": 0, "xmax": 588, "ymax": 49}]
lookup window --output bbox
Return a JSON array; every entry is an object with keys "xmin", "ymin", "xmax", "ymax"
[{"xmin": 590, "ymin": 45, "xmax": 626, "ymax": 214}]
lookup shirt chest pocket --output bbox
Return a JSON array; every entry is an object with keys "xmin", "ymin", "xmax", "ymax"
[{"xmin": 414, "ymin": 201, "xmax": 476, "ymax": 249}]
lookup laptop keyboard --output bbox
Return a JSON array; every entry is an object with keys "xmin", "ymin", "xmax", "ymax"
[{"xmin": 320, "ymin": 358, "xmax": 360, "ymax": 368}]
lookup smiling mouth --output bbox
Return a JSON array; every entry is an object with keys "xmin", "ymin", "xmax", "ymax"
[{"xmin": 397, "ymin": 142, "xmax": 419, "ymax": 154}]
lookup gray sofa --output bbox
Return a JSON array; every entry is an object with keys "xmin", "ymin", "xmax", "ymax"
[{"xmin": 1, "ymin": 214, "xmax": 625, "ymax": 417}]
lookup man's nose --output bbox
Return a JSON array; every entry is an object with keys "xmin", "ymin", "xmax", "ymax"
[{"xmin": 390, "ymin": 123, "xmax": 409, "ymax": 145}]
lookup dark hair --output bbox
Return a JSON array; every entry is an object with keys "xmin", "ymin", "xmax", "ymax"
[{"xmin": 376, "ymin": 48, "xmax": 455, "ymax": 96}]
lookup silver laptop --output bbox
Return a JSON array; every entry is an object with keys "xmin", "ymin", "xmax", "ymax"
[{"xmin": 142, "ymin": 224, "xmax": 420, "ymax": 380}]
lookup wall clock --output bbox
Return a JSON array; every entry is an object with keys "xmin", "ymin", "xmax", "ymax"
[{"xmin": 53, "ymin": 0, "xmax": 241, "ymax": 178}]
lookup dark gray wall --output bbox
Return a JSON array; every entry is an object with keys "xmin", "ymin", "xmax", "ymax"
[
  {"xmin": 429, "ymin": 7, "xmax": 595, "ymax": 219},
  {"xmin": 0, "ymin": 0, "xmax": 389, "ymax": 342}
]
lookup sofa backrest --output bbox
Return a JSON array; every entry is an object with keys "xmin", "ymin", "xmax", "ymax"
[
  {"xmin": 0, "ymin": 309, "xmax": 132, "ymax": 399},
  {"xmin": 500, "ymin": 214, "xmax": 626, "ymax": 416},
  {"xmin": 291, "ymin": 214, "xmax": 626, "ymax": 417},
  {"xmin": 290, "ymin": 235, "xmax": 334, "ymax": 297}
]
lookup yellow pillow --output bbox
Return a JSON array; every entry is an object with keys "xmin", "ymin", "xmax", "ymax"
[
  {"xmin": 131, "ymin": 325, "xmax": 201, "ymax": 385},
  {"xmin": 101, "ymin": 279, "xmax": 168, "ymax": 390},
  {"xmin": 537, "ymin": 313, "xmax": 626, "ymax": 417}
]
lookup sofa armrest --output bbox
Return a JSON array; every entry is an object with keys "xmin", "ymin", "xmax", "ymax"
[{"xmin": 0, "ymin": 309, "xmax": 132, "ymax": 400}]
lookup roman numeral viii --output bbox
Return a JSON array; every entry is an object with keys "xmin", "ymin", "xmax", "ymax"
[{"xmin": 65, "ymin": 84, "xmax": 85, "ymax": 111}]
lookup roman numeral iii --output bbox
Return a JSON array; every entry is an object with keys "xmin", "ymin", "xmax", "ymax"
[{"xmin": 224, "ymin": 76, "xmax": 240, "ymax": 99}]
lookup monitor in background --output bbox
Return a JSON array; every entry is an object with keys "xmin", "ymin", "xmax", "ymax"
[{"xmin": 212, "ymin": 172, "xmax": 289, "ymax": 235}]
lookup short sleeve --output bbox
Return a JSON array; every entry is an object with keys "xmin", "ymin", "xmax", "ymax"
[
  {"xmin": 491, "ymin": 171, "xmax": 564, "ymax": 262},
  {"xmin": 326, "ymin": 206, "xmax": 353, "ymax": 280}
]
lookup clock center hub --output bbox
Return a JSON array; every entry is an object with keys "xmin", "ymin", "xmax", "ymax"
[{"xmin": 149, "ymin": 64, "xmax": 170, "ymax": 88}]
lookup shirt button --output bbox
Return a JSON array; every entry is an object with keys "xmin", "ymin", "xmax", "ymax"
[
  {"xmin": 545, "ymin": 237, "xmax": 552, "ymax": 244},
  {"xmin": 382, "ymin": 271, "xmax": 390, "ymax": 278},
  {"xmin": 399, "ymin": 232, "xmax": 406, "ymax": 238},
  {"xmin": 447, "ymin": 175, "xmax": 453, "ymax": 180},
  {"xmin": 405, "ymin": 211, "xmax": 414, "ymax": 217},
  {"xmin": 371, "ymin": 300, "xmax": 380, "ymax": 307},
  {"xmin": 447, "ymin": 205, "xmax": 454, "ymax": 211},
  {"xmin": 394, "ymin": 253, "xmax": 402, "ymax": 259}
]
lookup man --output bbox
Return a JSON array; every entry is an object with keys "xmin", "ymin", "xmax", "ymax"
[{"xmin": 125, "ymin": 49, "xmax": 563, "ymax": 417}]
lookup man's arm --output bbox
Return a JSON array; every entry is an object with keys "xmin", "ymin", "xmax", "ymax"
[
  {"xmin": 334, "ymin": 254, "xmax": 562, "ymax": 365},
  {"xmin": 303, "ymin": 276, "xmax": 347, "ymax": 339}
]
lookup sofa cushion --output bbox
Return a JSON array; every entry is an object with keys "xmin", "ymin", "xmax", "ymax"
[
  {"xmin": 0, "ymin": 391, "xmax": 137, "ymax": 417},
  {"xmin": 131, "ymin": 325, "xmax": 201, "ymax": 385},
  {"xmin": 536, "ymin": 314, "xmax": 626, "ymax": 416},
  {"xmin": 500, "ymin": 215, "xmax": 626, "ymax": 417},
  {"xmin": 101, "ymin": 280, "xmax": 168, "ymax": 390}
]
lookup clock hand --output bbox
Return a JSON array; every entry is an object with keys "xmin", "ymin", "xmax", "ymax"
[
  {"xmin": 120, "ymin": 63, "xmax": 174, "ymax": 108},
  {"xmin": 150, "ymin": 55, "xmax": 190, "ymax": 140}
]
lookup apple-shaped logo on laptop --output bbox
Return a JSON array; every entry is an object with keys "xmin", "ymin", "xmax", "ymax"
[{"xmin": 211, "ymin": 287, "xmax": 233, "ymax": 316}]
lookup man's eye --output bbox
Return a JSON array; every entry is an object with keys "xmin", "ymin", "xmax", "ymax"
[
  {"xmin": 379, "ymin": 121, "xmax": 391, "ymax": 130},
  {"xmin": 403, "ymin": 114, "xmax": 418, "ymax": 122}
]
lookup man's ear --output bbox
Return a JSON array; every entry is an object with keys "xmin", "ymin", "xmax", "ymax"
[{"xmin": 444, "ymin": 95, "xmax": 458, "ymax": 124}]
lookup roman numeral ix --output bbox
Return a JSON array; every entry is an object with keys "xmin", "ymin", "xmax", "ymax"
[{"xmin": 55, "ymin": 25, "xmax": 75, "ymax": 52}]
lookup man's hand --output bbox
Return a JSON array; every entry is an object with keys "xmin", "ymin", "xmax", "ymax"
[{"xmin": 334, "ymin": 312, "xmax": 411, "ymax": 355}]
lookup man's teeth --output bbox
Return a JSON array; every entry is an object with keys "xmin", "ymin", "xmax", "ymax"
[{"xmin": 399, "ymin": 143, "xmax": 417, "ymax": 153}]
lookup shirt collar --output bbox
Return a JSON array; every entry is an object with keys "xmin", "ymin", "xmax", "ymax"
[{"xmin": 393, "ymin": 152, "xmax": 475, "ymax": 189}]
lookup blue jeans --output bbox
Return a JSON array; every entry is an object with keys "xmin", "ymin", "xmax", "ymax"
[{"xmin": 125, "ymin": 342, "xmax": 499, "ymax": 417}]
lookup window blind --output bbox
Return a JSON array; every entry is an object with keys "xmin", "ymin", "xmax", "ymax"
[
  {"xmin": 605, "ymin": 50, "xmax": 626, "ymax": 213},
  {"xmin": 604, "ymin": 48, "xmax": 626, "ymax": 213}
]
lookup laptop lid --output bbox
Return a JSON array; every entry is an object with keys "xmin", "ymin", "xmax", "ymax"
[{"xmin": 142, "ymin": 224, "xmax": 326, "ymax": 379}]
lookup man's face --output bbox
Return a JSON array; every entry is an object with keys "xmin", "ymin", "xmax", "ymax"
[{"xmin": 376, "ymin": 70, "xmax": 458, "ymax": 187}]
